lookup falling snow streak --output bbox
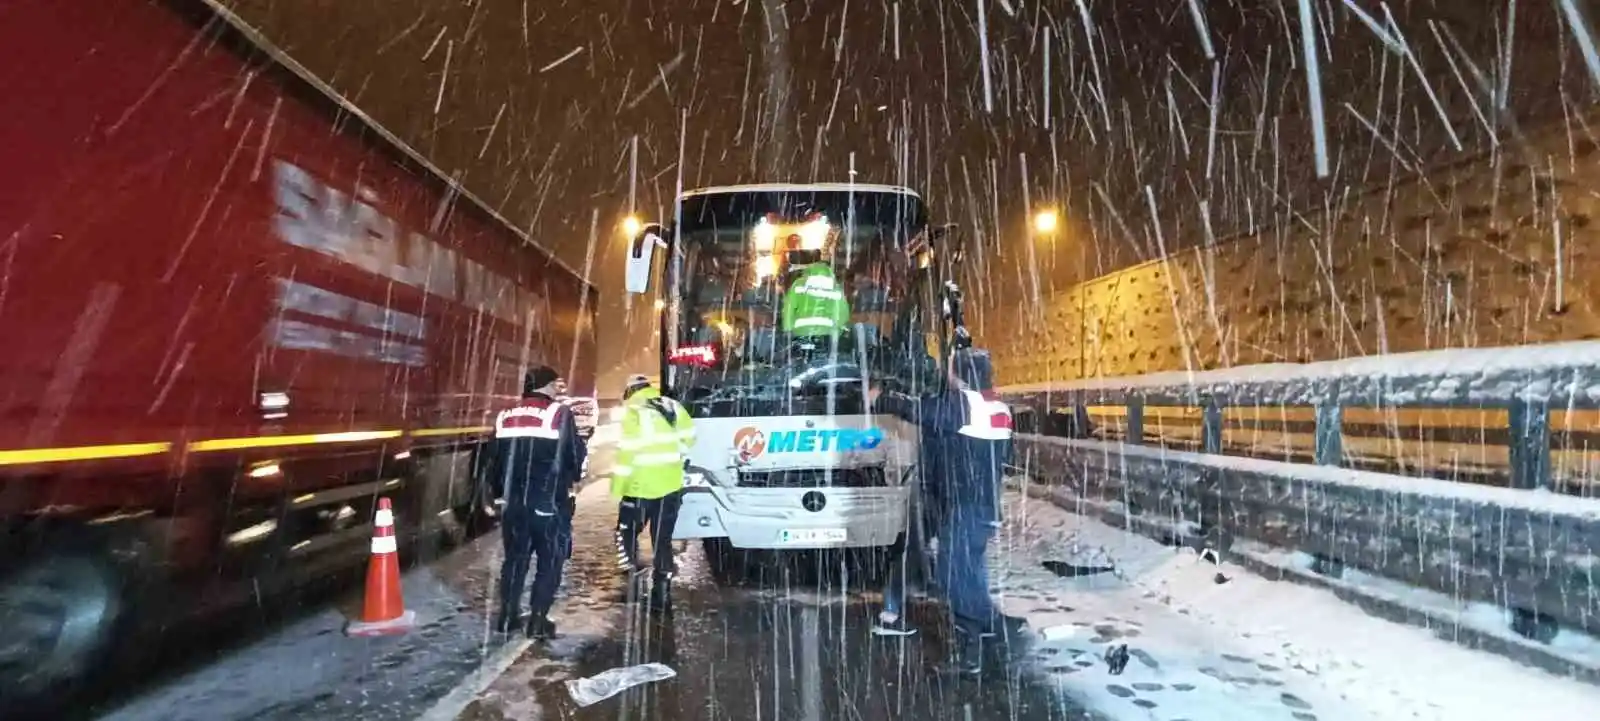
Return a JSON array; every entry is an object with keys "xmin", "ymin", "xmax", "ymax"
[
  {"xmin": 977, "ymin": 0, "xmax": 994, "ymax": 113},
  {"xmin": 1556, "ymin": 0, "xmax": 1600, "ymax": 93},
  {"xmin": 624, "ymin": 51, "xmax": 685, "ymax": 109},
  {"xmin": 1428, "ymin": 18, "xmax": 1496, "ymax": 140},
  {"xmin": 1297, "ymin": 0, "xmax": 1331, "ymax": 178},
  {"xmin": 1340, "ymin": 0, "xmax": 1405, "ymax": 54},
  {"xmin": 1498, "ymin": 0, "xmax": 1519, "ymax": 113},
  {"xmin": 1043, "ymin": 25, "xmax": 1052, "ymax": 129},
  {"xmin": 1186, "ymin": 0, "xmax": 1216, "ymax": 60},
  {"xmin": 1206, "ymin": 61, "xmax": 1221, "ymax": 181},
  {"xmin": 1143, "ymin": 185, "xmax": 1197, "ymax": 375},
  {"xmin": 1379, "ymin": 3, "xmax": 1462, "ymax": 151},
  {"xmin": 432, "ymin": 39, "xmax": 453, "ymax": 115},
  {"xmin": 538, "ymin": 45, "xmax": 584, "ymax": 73}
]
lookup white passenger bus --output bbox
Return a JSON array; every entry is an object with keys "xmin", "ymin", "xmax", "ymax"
[{"xmin": 622, "ymin": 183, "xmax": 955, "ymax": 583}]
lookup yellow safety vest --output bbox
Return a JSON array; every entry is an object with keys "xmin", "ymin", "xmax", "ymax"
[{"xmin": 612, "ymin": 388, "xmax": 696, "ymax": 499}]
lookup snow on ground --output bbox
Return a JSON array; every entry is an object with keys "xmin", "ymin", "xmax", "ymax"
[
  {"xmin": 1025, "ymin": 434, "xmax": 1600, "ymax": 519},
  {"xmin": 993, "ymin": 490, "xmax": 1600, "ymax": 721},
  {"xmin": 100, "ymin": 539, "xmax": 504, "ymax": 721},
  {"xmin": 1000, "ymin": 339, "xmax": 1600, "ymax": 397},
  {"xmin": 1236, "ymin": 541, "xmax": 1600, "ymax": 672}
]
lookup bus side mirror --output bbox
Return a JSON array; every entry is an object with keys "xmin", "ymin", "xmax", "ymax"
[{"xmin": 625, "ymin": 223, "xmax": 668, "ymax": 294}]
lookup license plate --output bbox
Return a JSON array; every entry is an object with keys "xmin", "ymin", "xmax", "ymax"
[{"xmin": 778, "ymin": 528, "xmax": 847, "ymax": 545}]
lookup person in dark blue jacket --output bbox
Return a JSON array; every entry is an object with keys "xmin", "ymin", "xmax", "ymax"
[
  {"xmin": 871, "ymin": 349, "xmax": 1023, "ymax": 672},
  {"xmin": 483, "ymin": 365, "xmax": 588, "ymax": 639}
]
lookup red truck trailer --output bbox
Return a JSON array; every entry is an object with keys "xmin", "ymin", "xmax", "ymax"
[{"xmin": 0, "ymin": 0, "xmax": 598, "ymax": 707}]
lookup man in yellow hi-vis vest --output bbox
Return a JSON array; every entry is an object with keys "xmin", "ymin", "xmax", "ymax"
[{"xmin": 612, "ymin": 374, "xmax": 696, "ymax": 612}]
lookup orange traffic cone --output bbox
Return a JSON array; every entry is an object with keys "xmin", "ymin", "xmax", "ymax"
[{"xmin": 345, "ymin": 497, "xmax": 416, "ymax": 636}]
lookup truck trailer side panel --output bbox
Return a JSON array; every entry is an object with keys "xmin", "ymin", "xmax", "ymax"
[{"xmin": 0, "ymin": 0, "xmax": 596, "ymax": 706}]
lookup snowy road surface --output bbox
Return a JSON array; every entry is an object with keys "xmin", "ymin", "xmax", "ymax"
[
  {"xmin": 447, "ymin": 484, "xmax": 1600, "ymax": 721},
  {"xmin": 993, "ymin": 488, "xmax": 1600, "ymax": 721},
  {"xmin": 88, "ymin": 442, "xmax": 623, "ymax": 721},
  {"xmin": 87, "ymin": 451, "xmax": 1600, "ymax": 721}
]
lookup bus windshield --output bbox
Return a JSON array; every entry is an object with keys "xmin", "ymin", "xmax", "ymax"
[{"xmin": 667, "ymin": 187, "xmax": 937, "ymax": 416}]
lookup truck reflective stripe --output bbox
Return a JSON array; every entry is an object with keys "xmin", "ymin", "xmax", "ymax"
[
  {"xmin": 190, "ymin": 430, "xmax": 404, "ymax": 451},
  {"xmin": 0, "ymin": 424, "xmax": 507, "ymax": 466},
  {"xmin": 412, "ymin": 426, "xmax": 492, "ymax": 437},
  {"xmin": 0, "ymin": 442, "xmax": 173, "ymax": 466}
]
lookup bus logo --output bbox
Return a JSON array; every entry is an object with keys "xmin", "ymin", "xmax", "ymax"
[
  {"xmin": 734, "ymin": 427, "xmax": 767, "ymax": 462},
  {"xmin": 733, "ymin": 426, "xmax": 884, "ymax": 461}
]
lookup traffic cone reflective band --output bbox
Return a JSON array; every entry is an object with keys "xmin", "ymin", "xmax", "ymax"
[{"xmin": 345, "ymin": 497, "xmax": 416, "ymax": 636}]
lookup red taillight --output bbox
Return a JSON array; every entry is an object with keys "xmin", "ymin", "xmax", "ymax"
[{"xmin": 990, "ymin": 412, "xmax": 1013, "ymax": 430}]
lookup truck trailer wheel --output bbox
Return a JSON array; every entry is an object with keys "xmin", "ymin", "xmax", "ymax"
[{"xmin": 0, "ymin": 552, "xmax": 125, "ymax": 711}]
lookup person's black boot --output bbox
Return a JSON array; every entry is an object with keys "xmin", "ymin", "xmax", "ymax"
[
  {"xmin": 946, "ymin": 631, "xmax": 984, "ymax": 676},
  {"xmin": 982, "ymin": 614, "xmax": 1032, "ymax": 660},
  {"xmin": 492, "ymin": 605, "xmax": 521, "ymax": 635},
  {"xmin": 525, "ymin": 614, "xmax": 557, "ymax": 640}
]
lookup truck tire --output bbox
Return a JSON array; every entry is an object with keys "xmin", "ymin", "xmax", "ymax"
[
  {"xmin": 453, "ymin": 475, "xmax": 500, "ymax": 538},
  {"xmin": 0, "ymin": 551, "xmax": 125, "ymax": 713}
]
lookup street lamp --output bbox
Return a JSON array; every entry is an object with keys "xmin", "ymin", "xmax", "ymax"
[
  {"xmin": 622, "ymin": 215, "xmax": 643, "ymax": 237},
  {"xmin": 1032, "ymin": 209, "xmax": 1059, "ymax": 235}
]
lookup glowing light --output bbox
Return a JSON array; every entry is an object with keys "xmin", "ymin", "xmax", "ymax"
[
  {"xmin": 621, "ymin": 215, "xmax": 642, "ymax": 237},
  {"xmin": 715, "ymin": 320, "xmax": 734, "ymax": 335},
  {"xmin": 798, "ymin": 215, "xmax": 830, "ymax": 249},
  {"xmin": 752, "ymin": 254, "xmax": 777, "ymax": 285},
  {"xmin": 752, "ymin": 217, "xmax": 777, "ymax": 250},
  {"xmin": 1032, "ymin": 209, "xmax": 1059, "ymax": 234},
  {"xmin": 669, "ymin": 344, "xmax": 718, "ymax": 366},
  {"xmin": 654, "ymin": 299, "xmax": 665, "ymax": 312}
]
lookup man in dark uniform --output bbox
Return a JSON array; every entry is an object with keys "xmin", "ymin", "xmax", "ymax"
[
  {"xmin": 484, "ymin": 365, "xmax": 588, "ymax": 638},
  {"xmin": 872, "ymin": 349, "xmax": 1026, "ymax": 673}
]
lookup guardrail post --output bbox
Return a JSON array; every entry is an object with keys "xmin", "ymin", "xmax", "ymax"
[
  {"xmin": 1201, "ymin": 398, "xmax": 1223, "ymax": 454},
  {"xmin": 1314, "ymin": 402, "xmax": 1343, "ymax": 466},
  {"xmin": 1126, "ymin": 397, "xmax": 1145, "ymax": 445},
  {"xmin": 1508, "ymin": 397, "xmax": 1552, "ymax": 490}
]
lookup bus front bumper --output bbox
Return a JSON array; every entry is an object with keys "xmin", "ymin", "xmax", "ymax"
[{"xmin": 670, "ymin": 485, "xmax": 908, "ymax": 550}]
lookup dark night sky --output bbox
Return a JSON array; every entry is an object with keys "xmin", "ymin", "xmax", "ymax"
[{"xmin": 222, "ymin": 0, "xmax": 1596, "ymax": 390}]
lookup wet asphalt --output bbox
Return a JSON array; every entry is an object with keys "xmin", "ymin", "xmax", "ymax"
[
  {"xmin": 458, "ymin": 509, "xmax": 1095, "ymax": 721},
  {"xmin": 458, "ymin": 584, "xmax": 1095, "ymax": 721},
  {"xmin": 83, "ymin": 441, "xmax": 1094, "ymax": 721}
]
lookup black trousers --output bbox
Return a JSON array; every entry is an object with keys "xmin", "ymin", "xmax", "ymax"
[
  {"xmin": 615, "ymin": 491, "xmax": 684, "ymax": 580},
  {"xmin": 498, "ymin": 505, "xmax": 572, "ymax": 620}
]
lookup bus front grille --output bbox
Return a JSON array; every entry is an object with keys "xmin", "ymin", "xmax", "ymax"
[{"xmin": 736, "ymin": 467, "xmax": 887, "ymax": 489}]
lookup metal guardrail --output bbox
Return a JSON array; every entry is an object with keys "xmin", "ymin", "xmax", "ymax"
[{"xmin": 1001, "ymin": 342, "xmax": 1600, "ymax": 654}]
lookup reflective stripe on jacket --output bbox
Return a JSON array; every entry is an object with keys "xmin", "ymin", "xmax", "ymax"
[
  {"xmin": 875, "ymin": 387, "xmax": 1012, "ymax": 520},
  {"xmin": 782, "ymin": 263, "xmax": 851, "ymax": 337},
  {"xmin": 485, "ymin": 393, "xmax": 587, "ymax": 515},
  {"xmin": 612, "ymin": 387, "xmax": 696, "ymax": 500}
]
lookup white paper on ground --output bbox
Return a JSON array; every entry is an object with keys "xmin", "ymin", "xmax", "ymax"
[
  {"xmin": 565, "ymin": 663, "xmax": 677, "ymax": 707},
  {"xmin": 1038, "ymin": 624, "xmax": 1077, "ymax": 641}
]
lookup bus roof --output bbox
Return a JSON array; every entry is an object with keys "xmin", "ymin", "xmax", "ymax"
[{"xmin": 680, "ymin": 183, "xmax": 922, "ymax": 199}]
